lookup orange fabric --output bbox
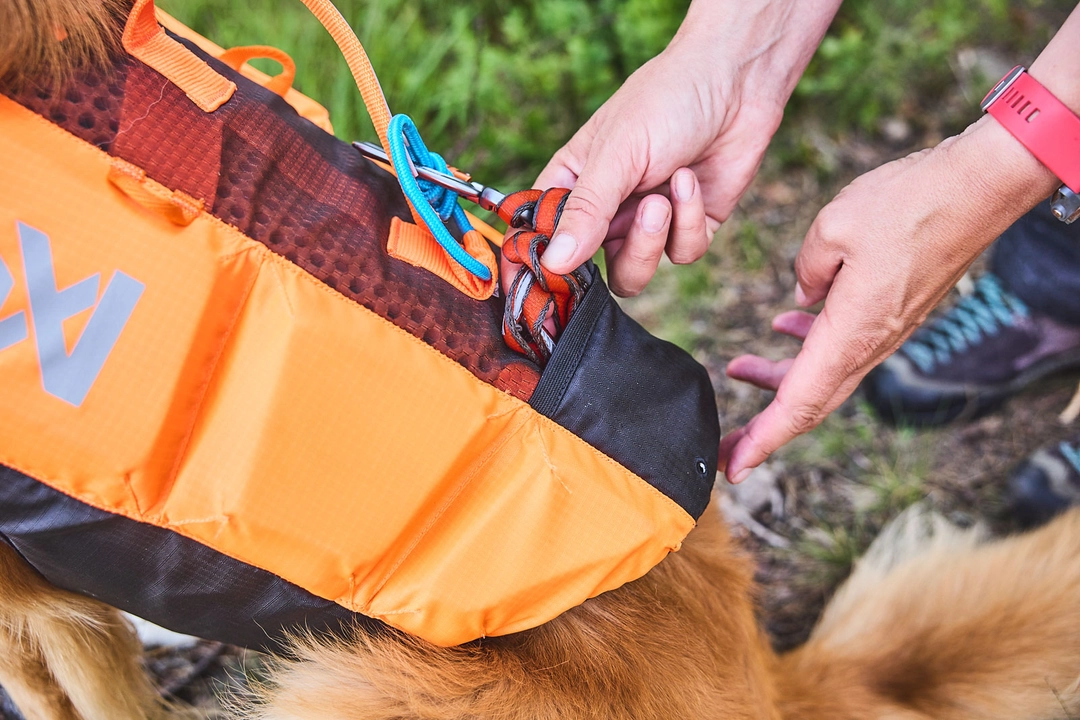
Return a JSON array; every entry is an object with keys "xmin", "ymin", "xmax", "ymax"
[
  {"xmin": 218, "ymin": 46, "xmax": 296, "ymax": 98},
  {"xmin": 295, "ymin": 0, "xmax": 391, "ymax": 150},
  {"xmin": 0, "ymin": 97, "xmax": 694, "ymax": 646},
  {"xmin": 107, "ymin": 158, "xmax": 204, "ymax": 226},
  {"xmin": 122, "ymin": 0, "xmax": 236, "ymax": 113},
  {"xmin": 387, "ymin": 218, "xmax": 498, "ymax": 300},
  {"xmin": 154, "ymin": 9, "xmax": 334, "ymax": 134}
]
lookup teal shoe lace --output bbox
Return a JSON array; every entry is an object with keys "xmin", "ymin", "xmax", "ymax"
[
  {"xmin": 1059, "ymin": 441, "xmax": 1080, "ymax": 476},
  {"xmin": 901, "ymin": 274, "xmax": 1029, "ymax": 373}
]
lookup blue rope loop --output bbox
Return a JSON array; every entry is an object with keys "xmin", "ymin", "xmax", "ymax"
[{"xmin": 386, "ymin": 114, "xmax": 491, "ymax": 281}]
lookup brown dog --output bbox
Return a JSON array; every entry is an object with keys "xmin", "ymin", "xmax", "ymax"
[
  {"xmin": 2, "ymin": 499, "xmax": 1080, "ymax": 719},
  {"xmin": 1, "ymin": 3, "xmax": 1079, "ymax": 718}
]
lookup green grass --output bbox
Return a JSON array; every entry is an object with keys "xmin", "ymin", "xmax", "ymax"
[
  {"xmin": 160, "ymin": 0, "xmax": 687, "ymax": 189},
  {"xmin": 159, "ymin": 0, "xmax": 1055, "ymax": 189}
]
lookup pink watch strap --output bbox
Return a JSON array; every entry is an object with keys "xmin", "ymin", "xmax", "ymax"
[{"xmin": 982, "ymin": 66, "xmax": 1080, "ymax": 193}]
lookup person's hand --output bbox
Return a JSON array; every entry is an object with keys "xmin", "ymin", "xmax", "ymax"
[
  {"xmin": 720, "ymin": 118, "xmax": 1060, "ymax": 483},
  {"xmin": 528, "ymin": 43, "xmax": 774, "ymax": 297},
  {"xmin": 501, "ymin": 0, "xmax": 844, "ymax": 298}
]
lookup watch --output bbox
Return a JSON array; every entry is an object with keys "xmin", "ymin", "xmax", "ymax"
[{"xmin": 981, "ymin": 65, "xmax": 1080, "ymax": 224}]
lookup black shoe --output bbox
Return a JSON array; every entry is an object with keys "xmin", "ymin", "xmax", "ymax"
[
  {"xmin": 1008, "ymin": 437, "xmax": 1080, "ymax": 528},
  {"xmin": 863, "ymin": 274, "xmax": 1080, "ymax": 427}
]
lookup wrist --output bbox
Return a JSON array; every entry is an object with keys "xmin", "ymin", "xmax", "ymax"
[
  {"xmin": 1029, "ymin": 6, "xmax": 1080, "ymax": 114},
  {"xmin": 667, "ymin": 0, "xmax": 841, "ymax": 111},
  {"xmin": 933, "ymin": 115, "xmax": 1059, "ymax": 254},
  {"xmin": 970, "ymin": 114, "xmax": 1060, "ymax": 207}
]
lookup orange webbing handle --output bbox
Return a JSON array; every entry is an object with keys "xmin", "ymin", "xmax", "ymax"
[
  {"xmin": 123, "ymin": 0, "xmax": 391, "ymax": 152},
  {"xmin": 218, "ymin": 45, "xmax": 297, "ymax": 98},
  {"xmin": 123, "ymin": 0, "xmax": 236, "ymax": 112},
  {"xmin": 123, "ymin": 0, "xmax": 492, "ymax": 296}
]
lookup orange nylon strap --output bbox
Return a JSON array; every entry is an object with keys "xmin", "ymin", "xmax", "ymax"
[
  {"xmin": 497, "ymin": 189, "xmax": 590, "ymax": 365},
  {"xmin": 122, "ymin": 0, "xmax": 236, "ymax": 112},
  {"xmin": 106, "ymin": 157, "xmax": 204, "ymax": 226},
  {"xmin": 217, "ymin": 45, "xmax": 297, "ymax": 98},
  {"xmin": 295, "ymin": 0, "xmax": 392, "ymax": 152},
  {"xmin": 126, "ymin": 0, "xmax": 482, "ymax": 292},
  {"xmin": 294, "ymin": 0, "xmax": 457, "ymax": 266}
]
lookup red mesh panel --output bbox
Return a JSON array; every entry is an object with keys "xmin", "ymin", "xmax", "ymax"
[
  {"xmin": 113, "ymin": 62, "xmax": 223, "ymax": 206},
  {"xmin": 4, "ymin": 37, "xmax": 540, "ymax": 401},
  {"xmin": 6, "ymin": 62, "xmax": 129, "ymax": 151}
]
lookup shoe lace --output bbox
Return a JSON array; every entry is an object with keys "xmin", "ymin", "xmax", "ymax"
[
  {"xmin": 901, "ymin": 274, "xmax": 1029, "ymax": 373},
  {"xmin": 1060, "ymin": 441, "xmax": 1080, "ymax": 477}
]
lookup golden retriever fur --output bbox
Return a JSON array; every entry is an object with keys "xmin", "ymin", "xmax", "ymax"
[
  {"xmin": 0, "ymin": 541, "xmax": 169, "ymax": 720},
  {"xmin": 0, "ymin": 0, "xmax": 126, "ymax": 91},
  {"xmin": 3, "ymin": 501, "xmax": 1080, "ymax": 720},
  {"xmin": 2, "ymin": 5, "xmax": 1080, "ymax": 719},
  {"xmin": 236, "ymin": 504, "xmax": 1080, "ymax": 720}
]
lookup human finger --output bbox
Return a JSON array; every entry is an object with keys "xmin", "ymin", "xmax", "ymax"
[
  {"xmin": 606, "ymin": 194, "xmax": 672, "ymax": 297},
  {"xmin": 667, "ymin": 167, "xmax": 711, "ymax": 264},
  {"xmin": 717, "ymin": 425, "xmax": 746, "ymax": 474},
  {"xmin": 541, "ymin": 136, "xmax": 646, "ymax": 274},
  {"xmin": 722, "ymin": 292, "xmax": 872, "ymax": 481},
  {"xmin": 793, "ymin": 210, "xmax": 844, "ymax": 308},
  {"xmin": 725, "ymin": 355, "xmax": 795, "ymax": 392},
  {"xmin": 771, "ymin": 311, "xmax": 815, "ymax": 341}
]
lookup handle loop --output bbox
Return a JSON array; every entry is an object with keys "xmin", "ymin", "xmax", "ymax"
[{"xmin": 218, "ymin": 45, "xmax": 297, "ymax": 98}]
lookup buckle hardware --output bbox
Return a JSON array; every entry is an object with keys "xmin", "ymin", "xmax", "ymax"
[
  {"xmin": 1051, "ymin": 185, "xmax": 1080, "ymax": 224},
  {"xmin": 353, "ymin": 141, "xmax": 506, "ymax": 213}
]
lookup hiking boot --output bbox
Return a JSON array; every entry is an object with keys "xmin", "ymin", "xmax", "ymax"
[
  {"xmin": 863, "ymin": 274, "xmax": 1080, "ymax": 427},
  {"xmin": 1008, "ymin": 437, "xmax": 1080, "ymax": 528}
]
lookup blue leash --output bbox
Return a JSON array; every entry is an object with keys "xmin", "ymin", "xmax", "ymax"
[{"xmin": 386, "ymin": 114, "xmax": 491, "ymax": 281}]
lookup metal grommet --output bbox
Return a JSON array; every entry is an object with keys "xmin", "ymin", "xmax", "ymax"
[{"xmin": 694, "ymin": 458, "xmax": 709, "ymax": 478}]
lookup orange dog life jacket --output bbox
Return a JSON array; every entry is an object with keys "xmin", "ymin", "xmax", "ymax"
[{"xmin": 0, "ymin": 1, "xmax": 719, "ymax": 648}]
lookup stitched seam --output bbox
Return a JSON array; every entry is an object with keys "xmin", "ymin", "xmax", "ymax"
[
  {"xmin": 1, "ymin": 96, "xmax": 692, "ymax": 610},
  {"xmin": 362, "ymin": 410, "xmax": 531, "ymax": 607}
]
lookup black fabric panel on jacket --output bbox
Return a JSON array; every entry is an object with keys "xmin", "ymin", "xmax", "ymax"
[
  {"xmin": 531, "ymin": 268, "xmax": 720, "ymax": 519},
  {"xmin": 0, "ymin": 465, "xmax": 374, "ymax": 651}
]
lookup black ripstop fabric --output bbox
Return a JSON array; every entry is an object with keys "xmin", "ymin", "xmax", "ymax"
[
  {"xmin": 0, "ymin": 464, "xmax": 374, "ymax": 650},
  {"xmin": 531, "ymin": 266, "xmax": 720, "ymax": 518}
]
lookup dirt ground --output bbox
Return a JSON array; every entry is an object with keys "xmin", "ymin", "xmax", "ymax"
[{"xmin": 6, "ymin": 25, "xmax": 1080, "ymax": 720}]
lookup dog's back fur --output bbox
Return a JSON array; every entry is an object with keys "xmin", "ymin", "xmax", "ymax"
[
  {"xmin": 233, "ymin": 505, "xmax": 1080, "ymax": 720},
  {"xmin": 0, "ymin": 0, "xmax": 125, "ymax": 90},
  {"xmin": 2, "ymin": 6, "xmax": 1080, "ymax": 718},
  {"xmin": 233, "ymin": 508, "xmax": 780, "ymax": 720}
]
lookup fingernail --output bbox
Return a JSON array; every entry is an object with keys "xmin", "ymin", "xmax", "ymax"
[
  {"xmin": 795, "ymin": 283, "xmax": 808, "ymax": 306},
  {"xmin": 730, "ymin": 468, "xmax": 752, "ymax": 484},
  {"xmin": 641, "ymin": 201, "xmax": 670, "ymax": 234},
  {"xmin": 673, "ymin": 170, "xmax": 694, "ymax": 203},
  {"xmin": 542, "ymin": 233, "xmax": 577, "ymax": 269}
]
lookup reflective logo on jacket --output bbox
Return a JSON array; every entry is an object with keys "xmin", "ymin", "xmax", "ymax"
[{"xmin": 1, "ymin": 222, "xmax": 143, "ymax": 407}]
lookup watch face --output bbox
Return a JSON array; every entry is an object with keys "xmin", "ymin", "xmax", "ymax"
[{"xmin": 981, "ymin": 65, "xmax": 1026, "ymax": 112}]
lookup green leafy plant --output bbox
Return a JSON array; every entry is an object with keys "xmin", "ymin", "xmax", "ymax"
[
  {"xmin": 792, "ymin": 0, "xmax": 1013, "ymax": 132},
  {"xmin": 162, "ymin": 0, "xmax": 687, "ymax": 189}
]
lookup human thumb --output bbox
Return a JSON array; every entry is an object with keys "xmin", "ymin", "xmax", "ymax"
[{"xmin": 541, "ymin": 141, "xmax": 641, "ymax": 274}]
